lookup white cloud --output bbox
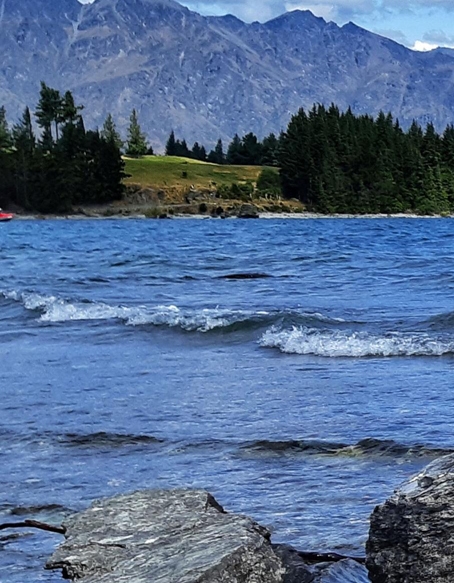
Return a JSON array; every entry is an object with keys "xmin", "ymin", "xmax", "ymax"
[
  {"xmin": 283, "ymin": 0, "xmax": 377, "ymax": 21},
  {"xmin": 284, "ymin": 3, "xmax": 337, "ymax": 20},
  {"xmin": 412, "ymin": 40, "xmax": 438, "ymax": 51}
]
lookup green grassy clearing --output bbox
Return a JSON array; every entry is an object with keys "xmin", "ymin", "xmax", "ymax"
[{"xmin": 123, "ymin": 155, "xmax": 272, "ymax": 190}]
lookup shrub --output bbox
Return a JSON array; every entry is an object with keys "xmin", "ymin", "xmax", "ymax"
[{"xmin": 256, "ymin": 168, "xmax": 281, "ymax": 196}]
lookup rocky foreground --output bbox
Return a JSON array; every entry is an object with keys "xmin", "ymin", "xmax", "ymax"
[
  {"xmin": 44, "ymin": 455, "xmax": 454, "ymax": 582},
  {"xmin": 46, "ymin": 489, "xmax": 364, "ymax": 583}
]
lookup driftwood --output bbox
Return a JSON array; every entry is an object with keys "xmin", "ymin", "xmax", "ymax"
[{"xmin": 0, "ymin": 519, "xmax": 65, "ymax": 535}]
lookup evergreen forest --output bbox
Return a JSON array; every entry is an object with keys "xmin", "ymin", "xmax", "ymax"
[
  {"xmin": 0, "ymin": 83, "xmax": 126, "ymax": 213},
  {"xmin": 278, "ymin": 104, "xmax": 454, "ymax": 215},
  {"xmin": 2, "ymin": 83, "xmax": 454, "ymax": 215}
]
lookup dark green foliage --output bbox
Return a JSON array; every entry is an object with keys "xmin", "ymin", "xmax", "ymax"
[
  {"xmin": 0, "ymin": 107, "xmax": 14, "ymax": 206},
  {"xmin": 165, "ymin": 130, "xmax": 177, "ymax": 156},
  {"xmin": 261, "ymin": 133, "xmax": 280, "ymax": 166},
  {"xmin": 175, "ymin": 138, "xmax": 190, "ymax": 158},
  {"xmin": 207, "ymin": 139, "xmax": 225, "ymax": 164},
  {"xmin": 256, "ymin": 167, "xmax": 281, "ymax": 197},
  {"xmin": 191, "ymin": 142, "xmax": 206, "ymax": 161},
  {"xmin": 12, "ymin": 107, "xmax": 36, "ymax": 208},
  {"xmin": 217, "ymin": 182, "xmax": 253, "ymax": 201},
  {"xmin": 165, "ymin": 131, "xmax": 196, "ymax": 158},
  {"xmin": 0, "ymin": 106, "xmax": 19, "ymax": 207},
  {"xmin": 125, "ymin": 109, "xmax": 148, "ymax": 157},
  {"xmin": 35, "ymin": 82, "xmax": 64, "ymax": 142},
  {"xmin": 0, "ymin": 84, "xmax": 126, "ymax": 213},
  {"xmin": 226, "ymin": 132, "xmax": 264, "ymax": 165},
  {"xmin": 226, "ymin": 134, "xmax": 242, "ymax": 164},
  {"xmin": 101, "ymin": 113, "xmax": 124, "ymax": 151},
  {"xmin": 0, "ymin": 106, "xmax": 12, "ymax": 150},
  {"xmin": 279, "ymin": 104, "xmax": 454, "ymax": 214}
]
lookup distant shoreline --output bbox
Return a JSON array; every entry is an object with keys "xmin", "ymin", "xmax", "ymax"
[{"xmin": 11, "ymin": 211, "xmax": 454, "ymax": 220}]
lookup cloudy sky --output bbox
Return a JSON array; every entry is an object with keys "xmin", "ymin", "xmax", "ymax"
[{"xmin": 176, "ymin": 0, "xmax": 454, "ymax": 51}]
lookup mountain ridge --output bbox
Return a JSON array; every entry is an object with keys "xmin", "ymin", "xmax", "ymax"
[{"xmin": 1, "ymin": 0, "xmax": 454, "ymax": 149}]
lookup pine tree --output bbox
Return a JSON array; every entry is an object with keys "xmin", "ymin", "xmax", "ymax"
[
  {"xmin": 165, "ymin": 130, "xmax": 177, "ymax": 156},
  {"xmin": 0, "ymin": 106, "xmax": 12, "ymax": 150},
  {"xmin": 240, "ymin": 132, "xmax": 262, "ymax": 165},
  {"xmin": 207, "ymin": 139, "xmax": 225, "ymax": 164},
  {"xmin": 35, "ymin": 82, "xmax": 64, "ymax": 142},
  {"xmin": 261, "ymin": 133, "xmax": 279, "ymax": 166},
  {"xmin": 12, "ymin": 107, "xmax": 36, "ymax": 208},
  {"xmin": 61, "ymin": 90, "xmax": 83, "ymax": 126},
  {"xmin": 0, "ymin": 106, "xmax": 13, "ymax": 205},
  {"xmin": 125, "ymin": 109, "xmax": 147, "ymax": 157},
  {"xmin": 101, "ymin": 113, "xmax": 123, "ymax": 151},
  {"xmin": 226, "ymin": 134, "xmax": 242, "ymax": 165},
  {"xmin": 191, "ymin": 141, "xmax": 202, "ymax": 160},
  {"xmin": 175, "ymin": 138, "xmax": 190, "ymax": 158}
]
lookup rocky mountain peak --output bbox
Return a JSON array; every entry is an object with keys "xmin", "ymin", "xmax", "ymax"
[{"xmin": 1, "ymin": 0, "xmax": 454, "ymax": 150}]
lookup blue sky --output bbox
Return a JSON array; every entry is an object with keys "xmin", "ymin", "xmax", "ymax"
[
  {"xmin": 177, "ymin": 0, "xmax": 454, "ymax": 51},
  {"xmin": 78, "ymin": 1, "xmax": 454, "ymax": 51}
]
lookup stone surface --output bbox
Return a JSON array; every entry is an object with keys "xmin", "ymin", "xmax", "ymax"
[
  {"xmin": 2, "ymin": 0, "xmax": 454, "ymax": 149},
  {"xmin": 366, "ymin": 453, "xmax": 454, "ymax": 583},
  {"xmin": 237, "ymin": 204, "xmax": 260, "ymax": 218},
  {"xmin": 46, "ymin": 489, "xmax": 308, "ymax": 582}
]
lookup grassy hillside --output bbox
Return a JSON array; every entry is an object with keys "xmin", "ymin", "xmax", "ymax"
[
  {"xmin": 123, "ymin": 155, "xmax": 269, "ymax": 191},
  {"xmin": 114, "ymin": 154, "xmax": 304, "ymax": 216}
]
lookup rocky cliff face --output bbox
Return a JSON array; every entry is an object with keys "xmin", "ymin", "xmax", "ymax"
[{"xmin": 2, "ymin": 0, "xmax": 454, "ymax": 149}]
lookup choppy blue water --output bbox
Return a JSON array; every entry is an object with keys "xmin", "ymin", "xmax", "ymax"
[{"xmin": 1, "ymin": 217, "xmax": 454, "ymax": 582}]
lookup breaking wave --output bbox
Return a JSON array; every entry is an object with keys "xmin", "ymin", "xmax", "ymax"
[
  {"xmin": 2, "ymin": 290, "xmax": 343, "ymax": 333},
  {"xmin": 260, "ymin": 326, "xmax": 454, "ymax": 358}
]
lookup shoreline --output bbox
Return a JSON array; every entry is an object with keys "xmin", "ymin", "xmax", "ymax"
[{"xmin": 11, "ymin": 211, "xmax": 454, "ymax": 220}]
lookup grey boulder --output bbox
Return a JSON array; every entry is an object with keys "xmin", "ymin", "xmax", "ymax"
[
  {"xmin": 366, "ymin": 453, "xmax": 454, "ymax": 583},
  {"xmin": 46, "ymin": 489, "xmax": 310, "ymax": 582}
]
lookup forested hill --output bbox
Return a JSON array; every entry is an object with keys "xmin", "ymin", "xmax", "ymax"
[{"xmin": 1, "ymin": 0, "xmax": 454, "ymax": 149}]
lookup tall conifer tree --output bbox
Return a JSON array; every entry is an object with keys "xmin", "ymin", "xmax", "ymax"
[{"xmin": 125, "ymin": 109, "xmax": 147, "ymax": 156}]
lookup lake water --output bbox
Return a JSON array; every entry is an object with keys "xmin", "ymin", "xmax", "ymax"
[{"xmin": 1, "ymin": 217, "xmax": 454, "ymax": 582}]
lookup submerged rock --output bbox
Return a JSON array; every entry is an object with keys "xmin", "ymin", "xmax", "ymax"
[
  {"xmin": 366, "ymin": 453, "xmax": 454, "ymax": 582},
  {"xmin": 46, "ymin": 489, "xmax": 312, "ymax": 582}
]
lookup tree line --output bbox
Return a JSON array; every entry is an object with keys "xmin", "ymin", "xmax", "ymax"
[
  {"xmin": 164, "ymin": 130, "xmax": 280, "ymax": 167},
  {"xmin": 0, "ymin": 83, "xmax": 143, "ymax": 213},
  {"xmin": 278, "ymin": 104, "xmax": 454, "ymax": 215},
  {"xmin": 3, "ymin": 83, "xmax": 454, "ymax": 215},
  {"xmin": 164, "ymin": 110, "xmax": 454, "ymax": 215}
]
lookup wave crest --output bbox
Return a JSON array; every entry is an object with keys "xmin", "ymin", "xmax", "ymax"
[
  {"xmin": 259, "ymin": 326, "xmax": 454, "ymax": 358},
  {"xmin": 3, "ymin": 290, "xmax": 344, "ymax": 333}
]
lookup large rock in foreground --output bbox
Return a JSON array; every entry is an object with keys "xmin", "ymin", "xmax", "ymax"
[
  {"xmin": 46, "ymin": 489, "xmax": 312, "ymax": 582},
  {"xmin": 366, "ymin": 454, "xmax": 454, "ymax": 582}
]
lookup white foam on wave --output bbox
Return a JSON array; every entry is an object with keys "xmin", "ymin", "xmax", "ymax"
[
  {"xmin": 260, "ymin": 326, "xmax": 454, "ymax": 357},
  {"xmin": 3, "ymin": 290, "xmax": 270, "ymax": 332},
  {"xmin": 6, "ymin": 290, "xmax": 137, "ymax": 322},
  {"xmin": 4, "ymin": 289, "xmax": 353, "ymax": 335},
  {"xmin": 127, "ymin": 305, "xmax": 245, "ymax": 332}
]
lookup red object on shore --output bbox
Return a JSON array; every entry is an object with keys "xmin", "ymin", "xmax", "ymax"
[{"xmin": 0, "ymin": 209, "xmax": 14, "ymax": 222}]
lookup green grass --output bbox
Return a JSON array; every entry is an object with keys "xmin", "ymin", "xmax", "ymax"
[{"xmin": 123, "ymin": 155, "xmax": 272, "ymax": 190}]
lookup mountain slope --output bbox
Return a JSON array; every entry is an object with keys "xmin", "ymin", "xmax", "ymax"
[{"xmin": 1, "ymin": 0, "xmax": 454, "ymax": 149}]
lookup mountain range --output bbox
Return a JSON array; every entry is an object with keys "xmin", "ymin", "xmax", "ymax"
[{"xmin": 2, "ymin": 0, "xmax": 454, "ymax": 150}]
